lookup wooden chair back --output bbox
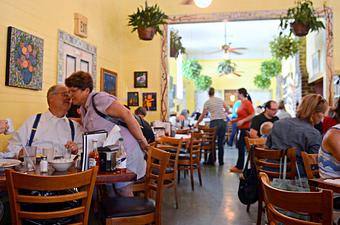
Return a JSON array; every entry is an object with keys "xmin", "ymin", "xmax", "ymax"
[
  {"xmin": 259, "ymin": 172, "xmax": 333, "ymax": 225},
  {"xmin": 245, "ymin": 137, "xmax": 266, "ymax": 152},
  {"xmin": 199, "ymin": 127, "xmax": 216, "ymax": 152},
  {"xmin": 176, "ymin": 128, "xmax": 191, "ymax": 134},
  {"xmin": 188, "ymin": 132, "xmax": 203, "ymax": 161},
  {"xmin": 301, "ymin": 152, "xmax": 319, "ymax": 179},
  {"xmin": 156, "ymin": 136, "xmax": 183, "ymax": 172},
  {"xmin": 6, "ymin": 167, "xmax": 98, "ymax": 225},
  {"xmin": 145, "ymin": 146, "xmax": 171, "ymax": 224},
  {"xmin": 254, "ymin": 146, "xmax": 297, "ymax": 179}
]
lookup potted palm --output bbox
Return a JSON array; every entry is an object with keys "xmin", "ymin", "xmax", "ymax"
[
  {"xmin": 279, "ymin": 0, "xmax": 325, "ymax": 37},
  {"xmin": 128, "ymin": 1, "xmax": 168, "ymax": 40},
  {"xmin": 170, "ymin": 30, "xmax": 186, "ymax": 58}
]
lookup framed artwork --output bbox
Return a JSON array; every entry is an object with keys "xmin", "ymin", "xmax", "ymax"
[
  {"xmin": 6, "ymin": 26, "xmax": 44, "ymax": 90},
  {"xmin": 100, "ymin": 68, "xmax": 117, "ymax": 96},
  {"xmin": 312, "ymin": 50, "xmax": 321, "ymax": 77},
  {"xmin": 134, "ymin": 71, "xmax": 148, "ymax": 88},
  {"xmin": 127, "ymin": 92, "xmax": 139, "ymax": 106},
  {"xmin": 142, "ymin": 92, "xmax": 157, "ymax": 111}
]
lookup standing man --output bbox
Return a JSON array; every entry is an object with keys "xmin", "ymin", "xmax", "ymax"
[
  {"xmin": 249, "ymin": 100, "xmax": 279, "ymax": 138},
  {"xmin": 195, "ymin": 87, "xmax": 228, "ymax": 166}
]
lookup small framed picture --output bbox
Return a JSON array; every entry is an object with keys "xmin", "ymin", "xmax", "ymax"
[
  {"xmin": 142, "ymin": 92, "xmax": 157, "ymax": 111},
  {"xmin": 127, "ymin": 92, "xmax": 139, "ymax": 106},
  {"xmin": 134, "ymin": 71, "xmax": 148, "ymax": 88},
  {"xmin": 100, "ymin": 68, "xmax": 117, "ymax": 96}
]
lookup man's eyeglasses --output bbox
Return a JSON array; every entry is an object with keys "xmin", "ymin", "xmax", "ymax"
[{"xmin": 54, "ymin": 92, "xmax": 70, "ymax": 97}]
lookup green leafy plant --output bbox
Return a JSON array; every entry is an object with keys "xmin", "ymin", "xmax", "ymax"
[
  {"xmin": 182, "ymin": 59, "xmax": 211, "ymax": 91},
  {"xmin": 253, "ymin": 59, "xmax": 282, "ymax": 89},
  {"xmin": 269, "ymin": 35, "xmax": 300, "ymax": 60},
  {"xmin": 279, "ymin": 0, "xmax": 325, "ymax": 36},
  {"xmin": 170, "ymin": 29, "xmax": 186, "ymax": 58},
  {"xmin": 183, "ymin": 59, "xmax": 202, "ymax": 80},
  {"xmin": 217, "ymin": 60, "xmax": 237, "ymax": 74},
  {"xmin": 195, "ymin": 75, "xmax": 212, "ymax": 91},
  {"xmin": 128, "ymin": 1, "xmax": 168, "ymax": 36}
]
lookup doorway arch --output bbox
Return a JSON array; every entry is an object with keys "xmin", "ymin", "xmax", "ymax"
[{"xmin": 160, "ymin": 8, "xmax": 334, "ymax": 121}]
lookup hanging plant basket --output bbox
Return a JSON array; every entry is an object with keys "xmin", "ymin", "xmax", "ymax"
[
  {"xmin": 137, "ymin": 27, "xmax": 156, "ymax": 41},
  {"xmin": 170, "ymin": 47, "xmax": 178, "ymax": 58},
  {"xmin": 291, "ymin": 22, "xmax": 310, "ymax": 37}
]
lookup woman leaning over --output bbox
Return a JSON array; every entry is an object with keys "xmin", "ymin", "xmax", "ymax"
[
  {"xmin": 230, "ymin": 88, "xmax": 255, "ymax": 173},
  {"xmin": 266, "ymin": 94, "xmax": 328, "ymax": 177},
  {"xmin": 65, "ymin": 71, "xmax": 148, "ymax": 196}
]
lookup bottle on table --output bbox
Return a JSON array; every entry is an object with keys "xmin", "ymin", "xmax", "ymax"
[
  {"xmin": 40, "ymin": 156, "xmax": 48, "ymax": 173},
  {"xmin": 89, "ymin": 140, "xmax": 100, "ymax": 168},
  {"xmin": 116, "ymin": 138, "xmax": 127, "ymax": 169}
]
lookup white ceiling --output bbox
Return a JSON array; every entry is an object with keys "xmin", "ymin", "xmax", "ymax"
[{"xmin": 170, "ymin": 19, "xmax": 281, "ymax": 60}]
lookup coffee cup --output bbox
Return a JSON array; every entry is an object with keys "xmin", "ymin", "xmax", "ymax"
[{"xmin": 5, "ymin": 118, "xmax": 14, "ymax": 134}]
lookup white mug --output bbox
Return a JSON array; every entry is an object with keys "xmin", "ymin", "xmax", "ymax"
[{"xmin": 5, "ymin": 118, "xmax": 14, "ymax": 134}]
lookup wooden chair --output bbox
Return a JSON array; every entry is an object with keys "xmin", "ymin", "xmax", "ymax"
[
  {"xmin": 254, "ymin": 146, "xmax": 297, "ymax": 225},
  {"xmin": 176, "ymin": 128, "xmax": 191, "ymax": 134},
  {"xmin": 102, "ymin": 146, "xmax": 170, "ymax": 225},
  {"xmin": 198, "ymin": 126, "xmax": 216, "ymax": 163},
  {"xmin": 245, "ymin": 136, "xmax": 266, "ymax": 152},
  {"xmin": 259, "ymin": 172, "xmax": 333, "ymax": 225},
  {"xmin": 301, "ymin": 152, "xmax": 319, "ymax": 179},
  {"xmin": 155, "ymin": 136, "xmax": 183, "ymax": 209},
  {"xmin": 178, "ymin": 132, "xmax": 203, "ymax": 191},
  {"xmin": 6, "ymin": 167, "xmax": 98, "ymax": 225}
]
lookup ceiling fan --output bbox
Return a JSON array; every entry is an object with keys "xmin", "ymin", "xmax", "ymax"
[
  {"xmin": 207, "ymin": 22, "xmax": 247, "ymax": 57},
  {"xmin": 181, "ymin": 0, "xmax": 213, "ymax": 8}
]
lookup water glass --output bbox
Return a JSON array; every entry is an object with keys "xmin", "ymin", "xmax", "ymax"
[
  {"xmin": 24, "ymin": 156, "xmax": 35, "ymax": 171},
  {"xmin": 24, "ymin": 146, "xmax": 37, "ymax": 165},
  {"xmin": 63, "ymin": 148, "xmax": 71, "ymax": 159},
  {"xmin": 43, "ymin": 148, "xmax": 55, "ymax": 161}
]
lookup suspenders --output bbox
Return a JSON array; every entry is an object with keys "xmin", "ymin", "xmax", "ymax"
[{"xmin": 27, "ymin": 113, "xmax": 75, "ymax": 146}]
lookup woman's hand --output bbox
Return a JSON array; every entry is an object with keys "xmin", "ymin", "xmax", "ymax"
[
  {"xmin": 0, "ymin": 120, "xmax": 9, "ymax": 134},
  {"xmin": 137, "ymin": 139, "xmax": 149, "ymax": 153},
  {"xmin": 237, "ymin": 119, "xmax": 244, "ymax": 127},
  {"xmin": 65, "ymin": 141, "xmax": 79, "ymax": 154}
]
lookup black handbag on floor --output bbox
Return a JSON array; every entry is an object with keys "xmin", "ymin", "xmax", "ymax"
[{"xmin": 238, "ymin": 145, "xmax": 258, "ymax": 205}]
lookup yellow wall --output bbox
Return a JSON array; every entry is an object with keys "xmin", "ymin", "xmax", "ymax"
[{"xmin": 0, "ymin": 0, "xmax": 122, "ymax": 148}]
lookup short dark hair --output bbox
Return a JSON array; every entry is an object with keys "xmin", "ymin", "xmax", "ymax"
[
  {"xmin": 264, "ymin": 100, "xmax": 276, "ymax": 110},
  {"xmin": 135, "ymin": 107, "xmax": 147, "ymax": 116},
  {"xmin": 208, "ymin": 87, "xmax": 215, "ymax": 96},
  {"xmin": 65, "ymin": 71, "xmax": 94, "ymax": 92},
  {"xmin": 278, "ymin": 100, "xmax": 286, "ymax": 110}
]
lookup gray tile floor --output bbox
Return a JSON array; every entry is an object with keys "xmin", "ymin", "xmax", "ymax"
[{"xmin": 162, "ymin": 146, "xmax": 258, "ymax": 225}]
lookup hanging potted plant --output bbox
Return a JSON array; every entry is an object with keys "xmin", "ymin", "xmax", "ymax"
[
  {"xmin": 170, "ymin": 29, "xmax": 186, "ymax": 58},
  {"xmin": 217, "ymin": 60, "xmax": 237, "ymax": 74},
  {"xmin": 253, "ymin": 59, "xmax": 282, "ymax": 89},
  {"xmin": 279, "ymin": 0, "xmax": 325, "ymax": 37},
  {"xmin": 269, "ymin": 35, "xmax": 300, "ymax": 60},
  {"xmin": 128, "ymin": 1, "xmax": 168, "ymax": 41}
]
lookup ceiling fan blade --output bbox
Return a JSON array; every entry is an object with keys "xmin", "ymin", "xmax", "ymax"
[
  {"xmin": 229, "ymin": 50, "xmax": 243, "ymax": 55},
  {"xmin": 230, "ymin": 47, "xmax": 248, "ymax": 50},
  {"xmin": 233, "ymin": 72, "xmax": 242, "ymax": 77},
  {"xmin": 181, "ymin": 0, "xmax": 193, "ymax": 4}
]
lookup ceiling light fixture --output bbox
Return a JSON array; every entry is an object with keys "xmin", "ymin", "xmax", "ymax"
[{"xmin": 193, "ymin": 0, "xmax": 212, "ymax": 8}]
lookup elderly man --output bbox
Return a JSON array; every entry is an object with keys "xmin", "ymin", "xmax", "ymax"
[
  {"xmin": 249, "ymin": 100, "xmax": 279, "ymax": 138},
  {"xmin": 7, "ymin": 84, "xmax": 82, "ymax": 157}
]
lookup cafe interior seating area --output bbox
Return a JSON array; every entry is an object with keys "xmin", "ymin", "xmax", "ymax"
[{"xmin": 1, "ymin": 0, "xmax": 340, "ymax": 224}]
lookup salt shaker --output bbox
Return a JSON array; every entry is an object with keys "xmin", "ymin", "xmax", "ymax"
[{"xmin": 40, "ymin": 156, "xmax": 48, "ymax": 173}]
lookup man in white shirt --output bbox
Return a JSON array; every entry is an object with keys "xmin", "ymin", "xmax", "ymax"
[{"xmin": 7, "ymin": 84, "xmax": 82, "ymax": 157}]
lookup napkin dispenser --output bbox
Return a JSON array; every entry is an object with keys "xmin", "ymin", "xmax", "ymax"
[{"xmin": 98, "ymin": 145, "xmax": 119, "ymax": 172}]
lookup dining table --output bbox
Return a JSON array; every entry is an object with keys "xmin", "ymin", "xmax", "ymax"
[
  {"xmin": 308, "ymin": 177, "xmax": 340, "ymax": 193},
  {"xmin": 0, "ymin": 165, "xmax": 136, "ymax": 192}
]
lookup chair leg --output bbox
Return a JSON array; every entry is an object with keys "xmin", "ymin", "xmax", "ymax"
[
  {"xmin": 177, "ymin": 169, "xmax": 181, "ymax": 184},
  {"xmin": 257, "ymin": 188, "xmax": 263, "ymax": 225},
  {"xmin": 190, "ymin": 165, "xmax": 195, "ymax": 191},
  {"xmin": 246, "ymin": 204, "xmax": 250, "ymax": 212},
  {"xmin": 197, "ymin": 163, "xmax": 202, "ymax": 186},
  {"xmin": 174, "ymin": 183, "xmax": 179, "ymax": 209}
]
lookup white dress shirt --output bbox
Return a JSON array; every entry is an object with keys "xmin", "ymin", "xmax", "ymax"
[{"xmin": 7, "ymin": 111, "xmax": 83, "ymax": 156}]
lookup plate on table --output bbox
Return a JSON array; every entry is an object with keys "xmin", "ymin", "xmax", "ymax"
[{"xmin": 0, "ymin": 159, "xmax": 21, "ymax": 168}]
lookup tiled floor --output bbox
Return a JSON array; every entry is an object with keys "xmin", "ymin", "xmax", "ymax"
[{"xmin": 162, "ymin": 146, "xmax": 259, "ymax": 225}]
